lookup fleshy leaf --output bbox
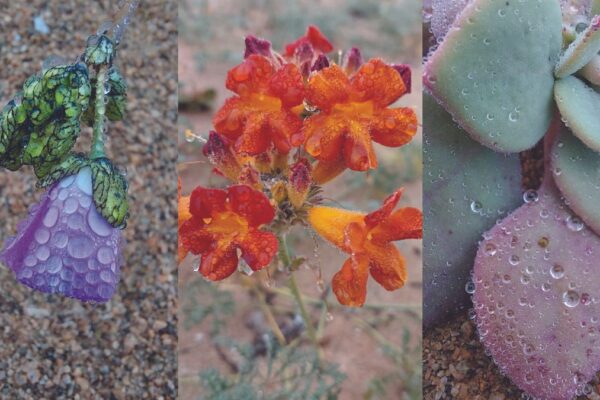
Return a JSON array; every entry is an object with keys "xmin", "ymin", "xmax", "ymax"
[
  {"xmin": 555, "ymin": 15, "xmax": 600, "ymax": 78},
  {"xmin": 83, "ymin": 35, "xmax": 115, "ymax": 66},
  {"xmin": 90, "ymin": 158, "xmax": 129, "ymax": 229},
  {"xmin": 37, "ymin": 153, "xmax": 89, "ymax": 189},
  {"xmin": 0, "ymin": 64, "xmax": 91, "ymax": 175},
  {"xmin": 552, "ymin": 127, "xmax": 600, "ymax": 236},
  {"xmin": 423, "ymin": 93, "xmax": 522, "ymax": 328},
  {"xmin": 554, "ymin": 75, "xmax": 600, "ymax": 152},
  {"xmin": 473, "ymin": 180, "xmax": 600, "ymax": 400},
  {"xmin": 429, "ymin": 0, "xmax": 469, "ymax": 40},
  {"xmin": 424, "ymin": 0, "xmax": 562, "ymax": 152}
]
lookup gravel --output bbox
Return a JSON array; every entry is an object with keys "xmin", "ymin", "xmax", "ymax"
[{"xmin": 0, "ymin": 1, "xmax": 177, "ymax": 398}]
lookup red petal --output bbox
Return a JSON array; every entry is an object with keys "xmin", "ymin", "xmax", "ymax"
[
  {"xmin": 200, "ymin": 246, "xmax": 239, "ymax": 281},
  {"xmin": 351, "ymin": 59, "xmax": 407, "ymax": 107},
  {"xmin": 343, "ymin": 121, "xmax": 378, "ymax": 171},
  {"xmin": 371, "ymin": 108, "xmax": 418, "ymax": 147},
  {"xmin": 225, "ymin": 55, "xmax": 274, "ymax": 95},
  {"xmin": 332, "ymin": 254, "xmax": 370, "ymax": 307},
  {"xmin": 179, "ymin": 217, "xmax": 212, "ymax": 255},
  {"xmin": 364, "ymin": 189, "xmax": 402, "ymax": 228},
  {"xmin": 234, "ymin": 112, "xmax": 270, "ymax": 155},
  {"xmin": 303, "ymin": 114, "xmax": 346, "ymax": 161},
  {"xmin": 227, "ymin": 185, "xmax": 275, "ymax": 227},
  {"xmin": 367, "ymin": 243, "xmax": 406, "ymax": 291},
  {"xmin": 306, "ymin": 25, "xmax": 333, "ymax": 53},
  {"xmin": 371, "ymin": 207, "xmax": 423, "ymax": 243},
  {"xmin": 213, "ymin": 97, "xmax": 246, "ymax": 138},
  {"xmin": 268, "ymin": 64, "xmax": 305, "ymax": 108},
  {"xmin": 267, "ymin": 110, "xmax": 302, "ymax": 154},
  {"xmin": 189, "ymin": 186, "xmax": 228, "ymax": 218},
  {"xmin": 239, "ymin": 229, "xmax": 278, "ymax": 270},
  {"xmin": 306, "ymin": 65, "xmax": 351, "ymax": 111}
]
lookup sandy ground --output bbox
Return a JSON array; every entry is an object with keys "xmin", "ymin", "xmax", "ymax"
[
  {"xmin": 177, "ymin": 1, "xmax": 422, "ymax": 399},
  {"xmin": 0, "ymin": 1, "xmax": 177, "ymax": 398}
]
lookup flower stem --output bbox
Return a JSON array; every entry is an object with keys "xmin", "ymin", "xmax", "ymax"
[
  {"xmin": 279, "ymin": 234, "xmax": 321, "ymax": 357},
  {"xmin": 90, "ymin": 65, "xmax": 108, "ymax": 159},
  {"xmin": 244, "ymin": 275, "xmax": 287, "ymax": 346}
]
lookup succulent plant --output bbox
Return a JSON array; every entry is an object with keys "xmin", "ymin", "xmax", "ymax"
[{"xmin": 425, "ymin": 0, "xmax": 600, "ymax": 397}]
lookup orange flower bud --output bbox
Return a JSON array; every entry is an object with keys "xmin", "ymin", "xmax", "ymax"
[
  {"xmin": 202, "ymin": 131, "xmax": 241, "ymax": 181},
  {"xmin": 287, "ymin": 158, "xmax": 312, "ymax": 208}
]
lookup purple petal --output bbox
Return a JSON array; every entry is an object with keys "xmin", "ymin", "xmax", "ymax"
[
  {"xmin": 311, "ymin": 54, "xmax": 330, "ymax": 72},
  {"xmin": 342, "ymin": 47, "xmax": 363, "ymax": 73},
  {"xmin": 0, "ymin": 167, "xmax": 123, "ymax": 303}
]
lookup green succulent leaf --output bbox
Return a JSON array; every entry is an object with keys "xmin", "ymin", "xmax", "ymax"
[
  {"xmin": 83, "ymin": 34, "xmax": 115, "ymax": 66},
  {"xmin": 555, "ymin": 15, "xmax": 600, "ymax": 78},
  {"xmin": 0, "ymin": 64, "xmax": 91, "ymax": 174},
  {"xmin": 90, "ymin": 157, "xmax": 129, "ymax": 229},
  {"xmin": 0, "ymin": 100, "xmax": 28, "ymax": 170},
  {"xmin": 551, "ymin": 126, "xmax": 600, "ymax": 236},
  {"xmin": 423, "ymin": 93, "xmax": 523, "ymax": 328},
  {"xmin": 37, "ymin": 152, "xmax": 89, "ymax": 188},
  {"xmin": 554, "ymin": 75, "xmax": 600, "ymax": 152},
  {"xmin": 424, "ymin": 0, "xmax": 562, "ymax": 153}
]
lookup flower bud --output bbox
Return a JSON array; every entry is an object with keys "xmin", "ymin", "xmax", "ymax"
[
  {"xmin": 287, "ymin": 158, "xmax": 312, "ymax": 208},
  {"xmin": 342, "ymin": 47, "xmax": 363, "ymax": 74},
  {"xmin": 391, "ymin": 64, "xmax": 411, "ymax": 94},
  {"xmin": 202, "ymin": 131, "xmax": 242, "ymax": 181}
]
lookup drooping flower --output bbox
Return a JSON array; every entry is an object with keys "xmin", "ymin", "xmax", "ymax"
[
  {"xmin": 179, "ymin": 184, "xmax": 278, "ymax": 280},
  {"xmin": 0, "ymin": 168, "xmax": 123, "ymax": 302},
  {"xmin": 213, "ymin": 55, "xmax": 306, "ymax": 156},
  {"xmin": 308, "ymin": 189, "xmax": 422, "ymax": 306},
  {"xmin": 303, "ymin": 59, "xmax": 418, "ymax": 178}
]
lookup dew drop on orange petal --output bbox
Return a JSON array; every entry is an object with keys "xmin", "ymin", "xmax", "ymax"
[
  {"xmin": 362, "ymin": 62, "xmax": 375, "ymax": 74},
  {"xmin": 385, "ymin": 118, "xmax": 396, "ymax": 129}
]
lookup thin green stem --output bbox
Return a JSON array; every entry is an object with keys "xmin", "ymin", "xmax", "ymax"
[
  {"xmin": 90, "ymin": 65, "xmax": 108, "ymax": 159},
  {"xmin": 279, "ymin": 234, "xmax": 321, "ymax": 359}
]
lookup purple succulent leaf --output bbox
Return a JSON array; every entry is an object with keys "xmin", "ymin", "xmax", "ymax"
[
  {"xmin": 473, "ymin": 178, "xmax": 600, "ymax": 400},
  {"xmin": 0, "ymin": 167, "xmax": 123, "ymax": 303}
]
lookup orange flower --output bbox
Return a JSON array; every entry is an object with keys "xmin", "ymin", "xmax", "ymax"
[
  {"xmin": 308, "ymin": 189, "xmax": 422, "ymax": 306},
  {"xmin": 303, "ymin": 59, "xmax": 418, "ymax": 176},
  {"xmin": 179, "ymin": 185, "xmax": 278, "ymax": 281},
  {"xmin": 213, "ymin": 55, "xmax": 305, "ymax": 156}
]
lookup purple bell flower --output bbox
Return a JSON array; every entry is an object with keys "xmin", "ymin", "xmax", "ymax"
[{"xmin": 0, "ymin": 167, "xmax": 123, "ymax": 302}]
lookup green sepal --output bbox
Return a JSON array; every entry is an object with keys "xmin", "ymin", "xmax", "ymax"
[
  {"xmin": 83, "ymin": 35, "xmax": 115, "ymax": 66},
  {"xmin": 37, "ymin": 153, "xmax": 89, "ymax": 188},
  {"xmin": 90, "ymin": 157, "xmax": 129, "ymax": 229},
  {"xmin": 82, "ymin": 67, "xmax": 127, "ymax": 125}
]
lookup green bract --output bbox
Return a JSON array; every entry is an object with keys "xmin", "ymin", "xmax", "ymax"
[
  {"xmin": 82, "ymin": 67, "xmax": 127, "ymax": 125},
  {"xmin": 90, "ymin": 158, "xmax": 129, "ymax": 229},
  {"xmin": 83, "ymin": 34, "xmax": 115, "ymax": 66}
]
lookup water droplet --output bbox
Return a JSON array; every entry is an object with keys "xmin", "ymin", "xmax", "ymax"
[
  {"xmin": 566, "ymin": 215, "xmax": 584, "ymax": 232},
  {"xmin": 470, "ymin": 200, "xmax": 482, "ymax": 214},
  {"xmin": 550, "ymin": 264, "xmax": 565, "ymax": 279},
  {"xmin": 484, "ymin": 243, "xmax": 497, "ymax": 256},
  {"xmin": 508, "ymin": 255, "xmax": 520, "ymax": 266},
  {"xmin": 465, "ymin": 280, "xmax": 476, "ymax": 294},
  {"xmin": 523, "ymin": 189, "xmax": 538, "ymax": 203},
  {"xmin": 563, "ymin": 290, "xmax": 580, "ymax": 308}
]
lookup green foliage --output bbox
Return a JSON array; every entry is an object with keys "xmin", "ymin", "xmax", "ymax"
[
  {"xmin": 199, "ymin": 343, "xmax": 345, "ymax": 400},
  {"xmin": 83, "ymin": 34, "xmax": 116, "ymax": 66},
  {"xmin": 37, "ymin": 152, "xmax": 88, "ymax": 188},
  {"xmin": 83, "ymin": 67, "xmax": 128, "ymax": 125},
  {"xmin": 1, "ymin": 64, "xmax": 91, "ymax": 175},
  {"xmin": 90, "ymin": 157, "xmax": 129, "ymax": 229}
]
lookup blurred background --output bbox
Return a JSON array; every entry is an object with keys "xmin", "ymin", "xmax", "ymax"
[
  {"xmin": 0, "ymin": 1, "xmax": 177, "ymax": 398},
  {"xmin": 178, "ymin": 1, "xmax": 422, "ymax": 399}
]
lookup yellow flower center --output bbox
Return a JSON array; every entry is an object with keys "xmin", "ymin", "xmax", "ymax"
[
  {"xmin": 250, "ymin": 93, "xmax": 282, "ymax": 112},
  {"xmin": 205, "ymin": 211, "xmax": 249, "ymax": 240}
]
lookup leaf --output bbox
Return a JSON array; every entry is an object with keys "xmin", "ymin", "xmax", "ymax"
[
  {"xmin": 82, "ymin": 67, "xmax": 127, "ymax": 125},
  {"xmin": 555, "ymin": 15, "xmax": 600, "ymax": 78},
  {"xmin": 0, "ymin": 100, "xmax": 28, "ymax": 170},
  {"xmin": 90, "ymin": 157, "xmax": 129, "ymax": 229},
  {"xmin": 552, "ymin": 126, "xmax": 600, "ymax": 236},
  {"xmin": 424, "ymin": 0, "xmax": 562, "ymax": 152},
  {"xmin": 554, "ymin": 75, "xmax": 600, "ymax": 153},
  {"xmin": 37, "ymin": 153, "xmax": 89, "ymax": 188},
  {"xmin": 83, "ymin": 35, "xmax": 115, "ymax": 66},
  {"xmin": 473, "ymin": 180, "xmax": 600, "ymax": 400},
  {"xmin": 423, "ymin": 93, "xmax": 522, "ymax": 328}
]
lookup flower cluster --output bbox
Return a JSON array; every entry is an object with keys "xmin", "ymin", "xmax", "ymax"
[{"xmin": 179, "ymin": 26, "xmax": 422, "ymax": 306}]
